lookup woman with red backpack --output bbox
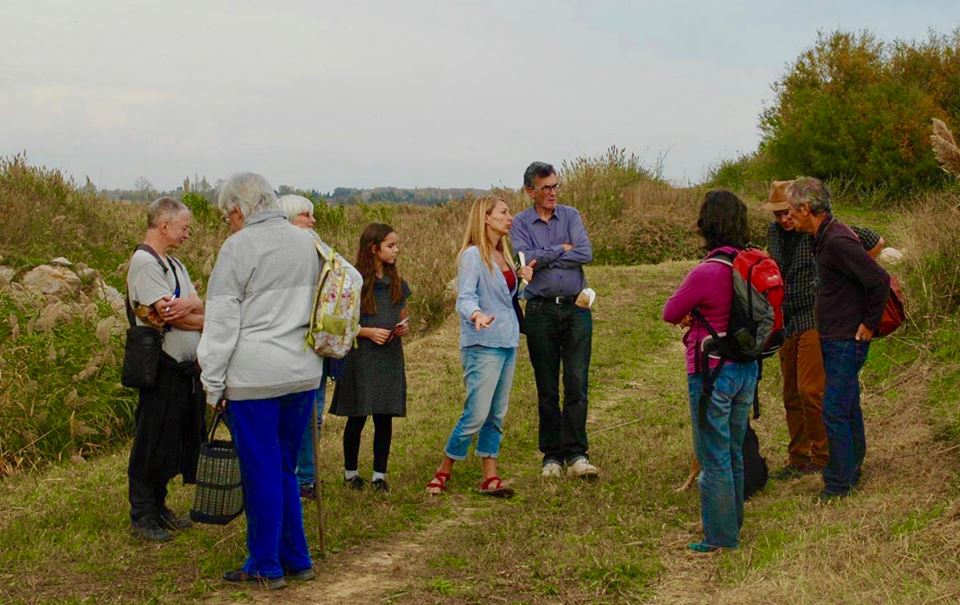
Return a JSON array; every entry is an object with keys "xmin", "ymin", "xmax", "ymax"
[{"xmin": 662, "ymin": 190, "xmax": 759, "ymax": 553}]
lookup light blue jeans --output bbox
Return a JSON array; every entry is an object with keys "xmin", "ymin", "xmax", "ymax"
[
  {"xmin": 687, "ymin": 361, "xmax": 758, "ymax": 548},
  {"xmin": 295, "ymin": 376, "xmax": 325, "ymax": 487},
  {"xmin": 444, "ymin": 346, "xmax": 517, "ymax": 460}
]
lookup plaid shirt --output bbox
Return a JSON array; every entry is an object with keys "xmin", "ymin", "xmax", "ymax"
[{"xmin": 768, "ymin": 223, "xmax": 880, "ymax": 337}]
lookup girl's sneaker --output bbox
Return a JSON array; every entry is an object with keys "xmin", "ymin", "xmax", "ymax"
[
  {"xmin": 371, "ymin": 478, "xmax": 390, "ymax": 492},
  {"xmin": 344, "ymin": 476, "xmax": 366, "ymax": 490}
]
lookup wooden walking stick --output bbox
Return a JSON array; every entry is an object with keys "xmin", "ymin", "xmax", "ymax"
[{"xmin": 311, "ymin": 397, "xmax": 325, "ymax": 558}]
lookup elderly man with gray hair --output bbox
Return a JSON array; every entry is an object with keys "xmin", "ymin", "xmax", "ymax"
[
  {"xmin": 784, "ymin": 177, "xmax": 890, "ymax": 501},
  {"xmin": 198, "ymin": 173, "xmax": 324, "ymax": 588},
  {"xmin": 126, "ymin": 196, "xmax": 205, "ymax": 542}
]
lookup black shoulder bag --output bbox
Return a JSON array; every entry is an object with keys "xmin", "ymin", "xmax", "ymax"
[{"xmin": 120, "ymin": 244, "xmax": 179, "ymax": 389}]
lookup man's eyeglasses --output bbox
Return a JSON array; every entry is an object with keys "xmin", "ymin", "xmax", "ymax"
[
  {"xmin": 773, "ymin": 210, "xmax": 790, "ymax": 218},
  {"xmin": 537, "ymin": 183, "xmax": 561, "ymax": 193}
]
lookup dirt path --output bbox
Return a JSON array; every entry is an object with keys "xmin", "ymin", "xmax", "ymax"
[{"xmin": 224, "ymin": 505, "xmax": 481, "ymax": 604}]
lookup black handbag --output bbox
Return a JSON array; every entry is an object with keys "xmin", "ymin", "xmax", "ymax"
[
  {"xmin": 121, "ymin": 324, "xmax": 164, "ymax": 389},
  {"xmin": 120, "ymin": 244, "xmax": 180, "ymax": 389},
  {"xmin": 190, "ymin": 412, "xmax": 244, "ymax": 525}
]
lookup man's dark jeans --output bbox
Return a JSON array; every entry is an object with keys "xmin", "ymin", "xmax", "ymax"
[
  {"xmin": 524, "ymin": 298, "xmax": 592, "ymax": 464},
  {"xmin": 820, "ymin": 339, "xmax": 870, "ymax": 494}
]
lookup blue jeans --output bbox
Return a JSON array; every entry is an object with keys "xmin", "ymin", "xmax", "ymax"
[
  {"xmin": 820, "ymin": 339, "xmax": 870, "ymax": 494},
  {"xmin": 227, "ymin": 389, "xmax": 315, "ymax": 579},
  {"xmin": 296, "ymin": 377, "xmax": 326, "ymax": 487},
  {"xmin": 687, "ymin": 361, "xmax": 758, "ymax": 548},
  {"xmin": 524, "ymin": 299, "xmax": 592, "ymax": 464},
  {"xmin": 444, "ymin": 346, "xmax": 517, "ymax": 460}
]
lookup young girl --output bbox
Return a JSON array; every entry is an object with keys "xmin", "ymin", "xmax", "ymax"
[{"xmin": 329, "ymin": 223, "xmax": 410, "ymax": 492}]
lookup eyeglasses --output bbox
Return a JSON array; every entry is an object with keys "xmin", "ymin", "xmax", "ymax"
[
  {"xmin": 537, "ymin": 183, "xmax": 561, "ymax": 193},
  {"xmin": 773, "ymin": 210, "xmax": 790, "ymax": 218}
]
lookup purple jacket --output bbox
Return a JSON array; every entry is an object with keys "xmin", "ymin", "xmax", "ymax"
[
  {"xmin": 813, "ymin": 216, "xmax": 890, "ymax": 341},
  {"xmin": 662, "ymin": 247, "xmax": 737, "ymax": 374}
]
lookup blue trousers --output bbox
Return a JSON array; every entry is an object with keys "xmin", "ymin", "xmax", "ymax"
[
  {"xmin": 296, "ymin": 377, "xmax": 326, "ymax": 487},
  {"xmin": 820, "ymin": 339, "xmax": 870, "ymax": 494},
  {"xmin": 228, "ymin": 390, "xmax": 315, "ymax": 579},
  {"xmin": 444, "ymin": 346, "xmax": 516, "ymax": 460},
  {"xmin": 687, "ymin": 361, "xmax": 757, "ymax": 548}
]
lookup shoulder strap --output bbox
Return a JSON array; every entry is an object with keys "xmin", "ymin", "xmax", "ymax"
[{"xmin": 126, "ymin": 244, "xmax": 181, "ymax": 327}]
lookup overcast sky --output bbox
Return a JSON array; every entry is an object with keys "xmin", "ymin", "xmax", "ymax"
[{"xmin": 2, "ymin": 1, "xmax": 958, "ymax": 192}]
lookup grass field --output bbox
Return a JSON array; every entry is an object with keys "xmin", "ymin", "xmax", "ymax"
[{"xmin": 2, "ymin": 262, "xmax": 959, "ymax": 604}]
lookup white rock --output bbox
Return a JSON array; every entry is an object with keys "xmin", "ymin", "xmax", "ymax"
[
  {"xmin": 0, "ymin": 265, "xmax": 15, "ymax": 286},
  {"xmin": 50, "ymin": 257, "xmax": 73, "ymax": 267},
  {"xmin": 21, "ymin": 264, "xmax": 82, "ymax": 296}
]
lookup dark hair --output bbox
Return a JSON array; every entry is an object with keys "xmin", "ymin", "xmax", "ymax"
[
  {"xmin": 697, "ymin": 190, "xmax": 748, "ymax": 251},
  {"xmin": 355, "ymin": 223, "xmax": 403, "ymax": 315},
  {"xmin": 523, "ymin": 161, "xmax": 556, "ymax": 188}
]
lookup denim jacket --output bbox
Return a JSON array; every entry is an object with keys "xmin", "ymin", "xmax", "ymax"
[{"xmin": 456, "ymin": 246, "xmax": 519, "ymax": 349}]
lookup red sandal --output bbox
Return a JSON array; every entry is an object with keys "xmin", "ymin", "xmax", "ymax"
[
  {"xmin": 477, "ymin": 476, "xmax": 514, "ymax": 498},
  {"xmin": 426, "ymin": 471, "xmax": 450, "ymax": 495}
]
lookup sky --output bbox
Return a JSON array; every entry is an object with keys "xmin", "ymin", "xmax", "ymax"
[{"xmin": 2, "ymin": 1, "xmax": 958, "ymax": 192}]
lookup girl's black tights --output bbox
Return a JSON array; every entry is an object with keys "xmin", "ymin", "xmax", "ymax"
[{"xmin": 343, "ymin": 414, "xmax": 393, "ymax": 473}]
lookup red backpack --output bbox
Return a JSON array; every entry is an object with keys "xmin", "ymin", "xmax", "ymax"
[
  {"xmin": 875, "ymin": 275, "xmax": 905, "ymax": 337},
  {"xmin": 693, "ymin": 248, "xmax": 785, "ymax": 362}
]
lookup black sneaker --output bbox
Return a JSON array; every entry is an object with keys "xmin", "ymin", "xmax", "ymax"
[
  {"xmin": 344, "ymin": 475, "xmax": 366, "ymax": 490},
  {"xmin": 159, "ymin": 507, "xmax": 193, "ymax": 531},
  {"xmin": 817, "ymin": 488, "xmax": 850, "ymax": 503},
  {"xmin": 131, "ymin": 519, "xmax": 172, "ymax": 542},
  {"xmin": 223, "ymin": 569, "xmax": 287, "ymax": 590},
  {"xmin": 286, "ymin": 567, "xmax": 316, "ymax": 581},
  {"xmin": 371, "ymin": 478, "xmax": 390, "ymax": 493},
  {"xmin": 299, "ymin": 484, "xmax": 316, "ymax": 500}
]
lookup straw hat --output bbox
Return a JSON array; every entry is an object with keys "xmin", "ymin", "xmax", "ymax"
[{"xmin": 759, "ymin": 180, "xmax": 793, "ymax": 212}]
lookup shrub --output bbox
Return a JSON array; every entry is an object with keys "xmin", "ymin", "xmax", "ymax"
[{"xmin": 758, "ymin": 30, "xmax": 960, "ymax": 198}]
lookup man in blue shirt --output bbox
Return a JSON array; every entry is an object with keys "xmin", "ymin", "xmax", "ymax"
[{"xmin": 510, "ymin": 162, "xmax": 598, "ymax": 479}]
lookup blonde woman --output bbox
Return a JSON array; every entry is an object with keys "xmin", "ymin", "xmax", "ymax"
[{"xmin": 425, "ymin": 197, "xmax": 534, "ymax": 497}]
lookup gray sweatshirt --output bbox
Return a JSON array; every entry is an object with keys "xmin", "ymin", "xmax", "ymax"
[{"xmin": 198, "ymin": 210, "xmax": 324, "ymax": 404}]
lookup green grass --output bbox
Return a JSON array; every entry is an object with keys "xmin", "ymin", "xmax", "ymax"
[{"xmin": 2, "ymin": 262, "xmax": 960, "ymax": 603}]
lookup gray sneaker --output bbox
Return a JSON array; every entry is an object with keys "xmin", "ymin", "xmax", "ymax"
[
  {"xmin": 566, "ymin": 458, "xmax": 599, "ymax": 479},
  {"xmin": 541, "ymin": 461, "xmax": 564, "ymax": 478}
]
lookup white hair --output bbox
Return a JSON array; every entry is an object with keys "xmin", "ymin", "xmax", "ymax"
[
  {"xmin": 277, "ymin": 194, "xmax": 314, "ymax": 223},
  {"xmin": 217, "ymin": 172, "xmax": 278, "ymax": 218}
]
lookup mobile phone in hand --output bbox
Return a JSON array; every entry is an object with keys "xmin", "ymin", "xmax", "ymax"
[{"xmin": 387, "ymin": 317, "xmax": 409, "ymax": 342}]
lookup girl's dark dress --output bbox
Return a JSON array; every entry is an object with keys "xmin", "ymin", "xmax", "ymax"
[{"xmin": 330, "ymin": 276, "xmax": 411, "ymax": 417}]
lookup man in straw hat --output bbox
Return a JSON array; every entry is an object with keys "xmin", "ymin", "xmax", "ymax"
[{"xmin": 763, "ymin": 180, "xmax": 885, "ymax": 481}]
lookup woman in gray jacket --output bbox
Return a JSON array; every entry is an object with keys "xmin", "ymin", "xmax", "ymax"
[
  {"xmin": 198, "ymin": 173, "xmax": 324, "ymax": 589},
  {"xmin": 425, "ymin": 196, "xmax": 534, "ymax": 497}
]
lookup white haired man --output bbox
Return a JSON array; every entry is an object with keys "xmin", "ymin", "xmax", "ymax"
[
  {"xmin": 126, "ymin": 196, "xmax": 205, "ymax": 542},
  {"xmin": 784, "ymin": 177, "xmax": 890, "ymax": 501},
  {"xmin": 763, "ymin": 180, "xmax": 885, "ymax": 480},
  {"xmin": 199, "ymin": 173, "xmax": 324, "ymax": 588}
]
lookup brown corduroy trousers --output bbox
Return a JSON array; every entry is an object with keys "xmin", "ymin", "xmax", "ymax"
[{"xmin": 779, "ymin": 329, "xmax": 829, "ymax": 468}]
